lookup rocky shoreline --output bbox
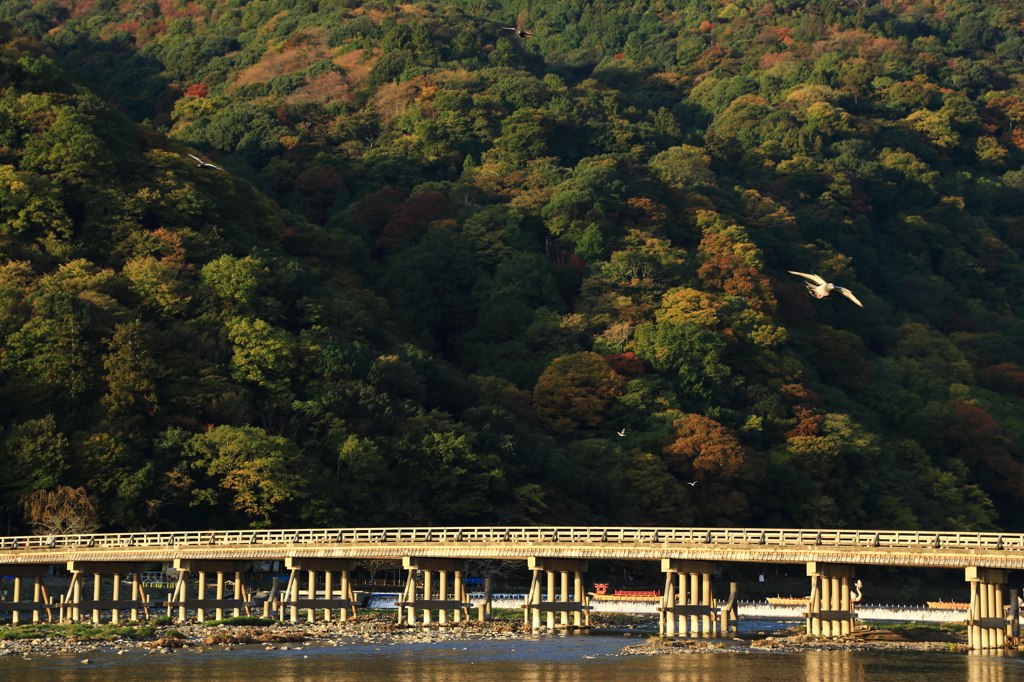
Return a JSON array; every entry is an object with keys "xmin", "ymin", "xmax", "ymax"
[
  {"xmin": 622, "ymin": 633, "xmax": 967, "ymax": 656},
  {"xmin": 0, "ymin": 617, "xmax": 977, "ymax": 661},
  {"xmin": 0, "ymin": 613, "xmax": 652, "ymax": 660}
]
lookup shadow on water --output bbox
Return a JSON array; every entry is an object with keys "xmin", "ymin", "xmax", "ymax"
[{"xmin": 4, "ymin": 637, "xmax": 1024, "ymax": 682}]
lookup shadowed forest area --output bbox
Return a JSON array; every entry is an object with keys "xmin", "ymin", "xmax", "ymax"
[{"xmin": 0, "ymin": 0, "xmax": 1023, "ymax": 535}]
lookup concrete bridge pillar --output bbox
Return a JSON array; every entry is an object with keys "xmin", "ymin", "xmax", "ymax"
[
  {"xmin": 277, "ymin": 558, "xmax": 358, "ymax": 623},
  {"xmin": 659, "ymin": 559, "xmax": 718, "ymax": 637},
  {"xmin": 65, "ymin": 562, "xmax": 149, "ymax": 624},
  {"xmin": 524, "ymin": 558, "xmax": 589, "ymax": 631},
  {"xmin": 967, "ymin": 567, "xmax": 1008, "ymax": 650},
  {"xmin": 399, "ymin": 558, "xmax": 470, "ymax": 627},
  {"xmin": 805, "ymin": 562, "xmax": 855, "ymax": 637},
  {"xmin": 0, "ymin": 565, "xmax": 51, "ymax": 624}
]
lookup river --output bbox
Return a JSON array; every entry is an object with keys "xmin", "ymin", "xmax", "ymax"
[{"xmin": 3, "ymin": 633, "xmax": 1024, "ymax": 682}]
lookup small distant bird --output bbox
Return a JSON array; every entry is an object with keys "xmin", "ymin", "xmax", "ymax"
[
  {"xmin": 788, "ymin": 271, "xmax": 863, "ymax": 308},
  {"xmin": 686, "ymin": 481, "xmax": 698, "ymax": 486},
  {"xmin": 502, "ymin": 26, "xmax": 533, "ymax": 38},
  {"xmin": 188, "ymin": 152, "xmax": 224, "ymax": 171},
  {"xmin": 617, "ymin": 428, "xmax": 626, "ymax": 437}
]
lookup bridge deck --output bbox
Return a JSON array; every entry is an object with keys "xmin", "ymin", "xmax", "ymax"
[{"xmin": 2, "ymin": 527, "xmax": 1023, "ymax": 569}]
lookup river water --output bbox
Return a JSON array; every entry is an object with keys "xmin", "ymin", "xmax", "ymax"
[{"xmin": 4, "ymin": 633, "xmax": 1024, "ymax": 682}]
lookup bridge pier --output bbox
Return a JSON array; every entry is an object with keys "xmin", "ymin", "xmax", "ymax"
[
  {"xmin": 476, "ymin": 576, "xmax": 493, "ymax": 622},
  {"xmin": 524, "ymin": 558, "xmax": 589, "ymax": 631},
  {"xmin": 65, "ymin": 562, "xmax": 149, "ymax": 624},
  {"xmin": 805, "ymin": 562, "xmax": 855, "ymax": 637},
  {"xmin": 967, "ymin": 567, "xmax": 1008, "ymax": 650},
  {"xmin": 659, "ymin": 559, "xmax": 719, "ymax": 637},
  {"xmin": 276, "ymin": 558, "xmax": 357, "ymax": 623},
  {"xmin": 399, "ymin": 558, "xmax": 471, "ymax": 627},
  {"xmin": 169, "ymin": 560, "xmax": 254, "ymax": 622},
  {"xmin": 0, "ymin": 565, "xmax": 52, "ymax": 624}
]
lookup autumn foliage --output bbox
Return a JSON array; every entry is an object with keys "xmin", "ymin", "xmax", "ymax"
[
  {"xmin": 3, "ymin": 0, "xmax": 1024, "ymax": 535},
  {"xmin": 533, "ymin": 353, "xmax": 626, "ymax": 434}
]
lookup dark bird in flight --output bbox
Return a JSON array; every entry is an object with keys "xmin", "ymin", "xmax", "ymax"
[
  {"xmin": 502, "ymin": 26, "xmax": 533, "ymax": 38},
  {"xmin": 188, "ymin": 153, "xmax": 224, "ymax": 171},
  {"xmin": 788, "ymin": 271, "xmax": 864, "ymax": 308}
]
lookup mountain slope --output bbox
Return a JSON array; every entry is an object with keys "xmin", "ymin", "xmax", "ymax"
[{"xmin": 0, "ymin": 1, "xmax": 1023, "ymax": 533}]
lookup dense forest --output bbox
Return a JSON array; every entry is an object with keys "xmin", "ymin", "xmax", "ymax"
[{"xmin": 0, "ymin": 0, "xmax": 1023, "ymax": 535}]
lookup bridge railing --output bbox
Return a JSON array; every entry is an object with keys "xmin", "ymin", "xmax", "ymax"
[{"xmin": 1, "ymin": 527, "xmax": 1023, "ymax": 554}]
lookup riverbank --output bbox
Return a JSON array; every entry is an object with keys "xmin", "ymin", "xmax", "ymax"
[
  {"xmin": 622, "ymin": 627, "xmax": 969, "ymax": 656},
  {"xmin": 0, "ymin": 615, "xmax": 987, "ymax": 661},
  {"xmin": 0, "ymin": 612, "xmax": 661, "ymax": 659}
]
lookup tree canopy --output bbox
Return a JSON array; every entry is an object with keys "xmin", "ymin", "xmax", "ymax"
[{"xmin": 1, "ymin": 1, "xmax": 1024, "ymax": 532}]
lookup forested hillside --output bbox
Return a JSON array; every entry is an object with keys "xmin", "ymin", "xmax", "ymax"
[{"xmin": 1, "ymin": 0, "xmax": 1024, "ymax": 534}]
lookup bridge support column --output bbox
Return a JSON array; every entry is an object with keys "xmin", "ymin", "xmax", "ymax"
[
  {"xmin": 967, "ymin": 567, "xmax": 1008, "ymax": 650},
  {"xmin": 197, "ymin": 571, "xmax": 207, "ymax": 622},
  {"xmin": 131, "ymin": 573, "xmax": 140, "ymax": 622},
  {"xmin": 0, "ymin": 565, "xmax": 51, "ymax": 625},
  {"xmin": 477, "ymin": 577, "xmax": 493, "ymax": 622},
  {"xmin": 524, "ymin": 558, "xmax": 589, "ymax": 631},
  {"xmin": 659, "ymin": 560, "xmax": 717, "ymax": 637},
  {"xmin": 65, "ymin": 562, "xmax": 148, "ymax": 624},
  {"xmin": 277, "ymin": 559, "xmax": 357, "ymax": 623},
  {"xmin": 399, "ymin": 558, "xmax": 470, "ymax": 627},
  {"xmin": 170, "ymin": 560, "xmax": 254, "ymax": 623},
  {"xmin": 719, "ymin": 582, "xmax": 738, "ymax": 633},
  {"xmin": 806, "ymin": 563, "xmax": 855, "ymax": 638},
  {"xmin": 111, "ymin": 573, "xmax": 121, "ymax": 623}
]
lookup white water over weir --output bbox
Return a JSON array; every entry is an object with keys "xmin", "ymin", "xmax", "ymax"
[{"xmin": 365, "ymin": 593, "xmax": 972, "ymax": 624}]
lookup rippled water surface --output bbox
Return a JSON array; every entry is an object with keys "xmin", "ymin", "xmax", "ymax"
[{"xmin": 4, "ymin": 635, "xmax": 1024, "ymax": 682}]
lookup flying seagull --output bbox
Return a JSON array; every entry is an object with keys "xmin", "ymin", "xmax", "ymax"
[
  {"xmin": 502, "ymin": 26, "xmax": 533, "ymax": 38},
  {"xmin": 686, "ymin": 481, "xmax": 698, "ymax": 486},
  {"xmin": 188, "ymin": 153, "xmax": 224, "ymax": 171},
  {"xmin": 788, "ymin": 271, "xmax": 863, "ymax": 308},
  {"xmin": 617, "ymin": 428, "xmax": 626, "ymax": 437}
]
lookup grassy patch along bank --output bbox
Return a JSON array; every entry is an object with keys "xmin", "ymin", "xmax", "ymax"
[
  {"xmin": 873, "ymin": 621, "xmax": 967, "ymax": 634},
  {"xmin": 0, "ymin": 623, "xmax": 156, "ymax": 641}
]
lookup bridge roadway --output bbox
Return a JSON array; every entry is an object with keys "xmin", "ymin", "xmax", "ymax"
[{"xmin": 3, "ymin": 525, "xmax": 1024, "ymax": 569}]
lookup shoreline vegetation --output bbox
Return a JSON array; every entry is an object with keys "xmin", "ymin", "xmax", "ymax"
[{"xmin": 0, "ymin": 614, "xmax": 979, "ymax": 660}]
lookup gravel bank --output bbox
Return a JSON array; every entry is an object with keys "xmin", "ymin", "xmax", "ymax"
[
  {"xmin": 622, "ymin": 630, "xmax": 969, "ymax": 656},
  {"xmin": 0, "ymin": 613, "xmax": 648, "ymax": 660}
]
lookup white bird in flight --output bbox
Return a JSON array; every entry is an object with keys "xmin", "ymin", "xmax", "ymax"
[
  {"xmin": 188, "ymin": 153, "xmax": 224, "ymax": 171},
  {"xmin": 617, "ymin": 428, "xmax": 626, "ymax": 437},
  {"xmin": 686, "ymin": 481, "xmax": 697, "ymax": 486},
  {"xmin": 788, "ymin": 271, "xmax": 863, "ymax": 308},
  {"xmin": 502, "ymin": 26, "xmax": 533, "ymax": 38}
]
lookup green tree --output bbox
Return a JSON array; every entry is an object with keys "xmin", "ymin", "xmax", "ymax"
[
  {"xmin": 0, "ymin": 165, "xmax": 72, "ymax": 240},
  {"xmin": 633, "ymin": 321, "xmax": 730, "ymax": 401},
  {"xmin": 649, "ymin": 145, "xmax": 716, "ymax": 187},
  {"xmin": 2, "ymin": 415, "xmax": 69, "ymax": 491},
  {"xmin": 102, "ymin": 321, "xmax": 159, "ymax": 418},
  {"xmin": 186, "ymin": 425, "xmax": 304, "ymax": 526},
  {"xmin": 227, "ymin": 317, "xmax": 295, "ymax": 394},
  {"xmin": 3, "ymin": 292, "xmax": 93, "ymax": 400}
]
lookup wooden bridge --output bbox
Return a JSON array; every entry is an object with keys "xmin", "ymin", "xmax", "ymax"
[{"xmin": 2, "ymin": 526, "xmax": 1022, "ymax": 650}]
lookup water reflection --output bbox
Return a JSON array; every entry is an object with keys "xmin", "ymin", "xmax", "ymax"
[
  {"xmin": 805, "ymin": 650, "xmax": 862, "ymax": 682},
  {"xmin": 5, "ymin": 642, "xmax": 1024, "ymax": 682},
  {"xmin": 969, "ymin": 650, "xmax": 1016, "ymax": 682}
]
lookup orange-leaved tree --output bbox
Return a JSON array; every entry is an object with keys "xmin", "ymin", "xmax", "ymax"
[
  {"xmin": 663, "ymin": 414, "xmax": 761, "ymax": 524},
  {"xmin": 22, "ymin": 486, "xmax": 98, "ymax": 535},
  {"xmin": 533, "ymin": 352, "xmax": 626, "ymax": 434}
]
